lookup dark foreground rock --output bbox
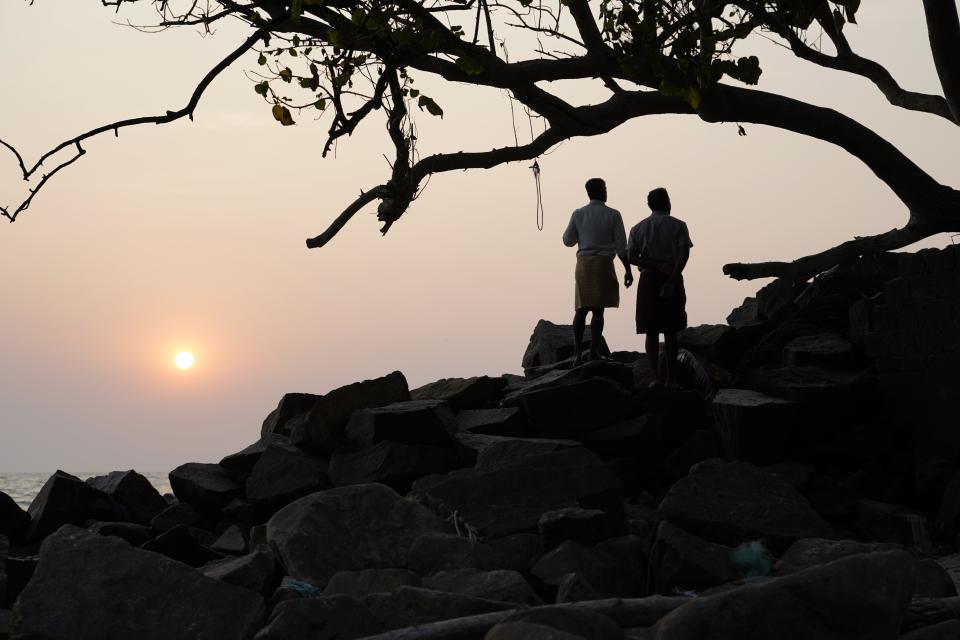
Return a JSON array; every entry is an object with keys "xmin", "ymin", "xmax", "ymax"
[
  {"xmin": 488, "ymin": 607, "xmax": 625, "ymax": 640},
  {"xmin": 267, "ymin": 483, "xmax": 446, "ymax": 586},
  {"xmin": 26, "ymin": 471, "xmax": 117, "ymax": 540},
  {"xmin": 654, "ymin": 550, "xmax": 914, "ymax": 640},
  {"xmin": 86, "ymin": 469, "xmax": 168, "ymax": 526},
  {"xmin": 411, "ymin": 376, "xmax": 508, "ymax": 411},
  {"xmin": 253, "ymin": 595, "xmax": 385, "ymax": 640},
  {"xmin": 12, "ymin": 526, "xmax": 263, "ymax": 640},
  {"xmin": 0, "ymin": 493, "xmax": 28, "ymax": 539},
  {"xmin": 522, "ymin": 319, "xmax": 609, "ymax": 369},
  {"xmin": 168, "ymin": 463, "xmax": 242, "ymax": 513},
  {"xmin": 363, "ymin": 585, "xmax": 514, "ymax": 630}
]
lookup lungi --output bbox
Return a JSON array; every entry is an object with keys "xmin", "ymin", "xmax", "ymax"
[
  {"xmin": 575, "ymin": 255, "xmax": 619, "ymax": 310},
  {"xmin": 636, "ymin": 270, "xmax": 687, "ymax": 333}
]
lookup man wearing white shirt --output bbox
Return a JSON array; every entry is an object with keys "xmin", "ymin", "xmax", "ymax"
[{"xmin": 562, "ymin": 178, "xmax": 634, "ymax": 366}]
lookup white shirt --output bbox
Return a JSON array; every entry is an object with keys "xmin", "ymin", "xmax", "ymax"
[
  {"xmin": 562, "ymin": 200, "xmax": 628, "ymax": 258},
  {"xmin": 627, "ymin": 211, "xmax": 693, "ymax": 265}
]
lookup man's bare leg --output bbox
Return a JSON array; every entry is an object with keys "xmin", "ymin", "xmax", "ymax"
[
  {"xmin": 664, "ymin": 333, "xmax": 679, "ymax": 387},
  {"xmin": 589, "ymin": 308, "xmax": 605, "ymax": 360},
  {"xmin": 645, "ymin": 333, "xmax": 661, "ymax": 385},
  {"xmin": 573, "ymin": 308, "xmax": 589, "ymax": 366}
]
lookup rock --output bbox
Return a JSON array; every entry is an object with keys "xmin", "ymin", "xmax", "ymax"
[
  {"xmin": 253, "ymin": 595, "xmax": 386, "ymax": 640},
  {"xmin": 85, "ymin": 470, "xmax": 168, "ymax": 526},
  {"xmin": 168, "ymin": 463, "xmax": 242, "ymax": 513},
  {"xmin": 678, "ymin": 324, "xmax": 740, "ymax": 368},
  {"xmin": 0, "ymin": 493, "xmax": 29, "ymax": 539},
  {"xmin": 410, "ymin": 447, "xmax": 622, "ymax": 538},
  {"xmin": 490, "ymin": 606, "xmax": 624, "ymax": 640},
  {"xmin": 202, "ymin": 545, "xmax": 278, "ymax": 597},
  {"xmin": 26, "ymin": 470, "xmax": 117, "ymax": 541},
  {"xmin": 0, "ymin": 535, "xmax": 7, "ymax": 605},
  {"xmin": 538, "ymin": 507, "xmax": 620, "ymax": 550},
  {"xmin": 654, "ymin": 550, "xmax": 915, "ymax": 640},
  {"xmin": 900, "ymin": 620, "xmax": 960, "ymax": 639},
  {"xmin": 246, "ymin": 444, "xmax": 329, "ymax": 506},
  {"xmin": 727, "ymin": 296, "xmax": 761, "ymax": 327},
  {"xmin": 711, "ymin": 389, "xmax": 798, "ymax": 464},
  {"xmin": 522, "ymin": 319, "xmax": 609, "ymax": 369},
  {"xmin": 756, "ymin": 278, "xmax": 801, "ymax": 322},
  {"xmin": 280, "ymin": 371, "xmax": 412, "ymax": 452},
  {"xmin": 485, "ymin": 534, "xmax": 543, "ymax": 572},
  {"xmin": 422, "ymin": 569, "xmax": 543, "ymax": 606},
  {"xmin": 411, "ymin": 376, "xmax": 508, "ymax": 411},
  {"xmin": 914, "ymin": 558, "xmax": 958, "ymax": 598},
  {"xmin": 0, "ymin": 610, "xmax": 9, "ymax": 639},
  {"xmin": 650, "ymin": 522, "xmax": 737, "ymax": 594},
  {"xmin": 658, "ymin": 459, "xmax": 834, "ymax": 553},
  {"xmin": 748, "ymin": 365, "xmax": 874, "ymax": 415},
  {"xmin": 150, "ymin": 502, "xmax": 202, "ymax": 532},
  {"xmin": 580, "ymin": 416, "xmax": 661, "ymax": 461},
  {"xmin": 663, "ymin": 430, "xmax": 720, "ymax": 481},
  {"xmin": 486, "ymin": 621, "xmax": 589, "ymax": 640},
  {"xmin": 13, "ymin": 525, "xmax": 263, "ymax": 640},
  {"xmin": 140, "ymin": 524, "xmax": 222, "ymax": 567},
  {"xmin": 777, "ymin": 538, "xmax": 900, "ymax": 574},
  {"xmin": 323, "ymin": 569, "xmax": 422, "ymax": 597},
  {"xmin": 220, "ymin": 433, "xmax": 296, "ymax": 477},
  {"xmin": 86, "ymin": 521, "xmax": 152, "ymax": 546},
  {"xmin": 407, "ymin": 532, "xmax": 499, "ymax": 574},
  {"xmin": 363, "ymin": 585, "xmax": 514, "ymax": 629},
  {"xmin": 457, "ymin": 408, "xmax": 529, "ymax": 437},
  {"xmin": 532, "ymin": 540, "xmax": 641, "ymax": 598},
  {"xmin": 455, "ymin": 433, "xmax": 579, "ymax": 469},
  {"xmin": 521, "ymin": 378, "xmax": 632, "ymax": 438},
  {"xmin": 267, "ymin": 483, "xmax": 446, "ymax": 586},
  {"xmin": 856, "ymin": 499, "xmax": 932, "ymax": 552},
  {"xmin": 783, "ymin": 333, "xmax": 856, "ymax": 368},
  {"xmin": 555, "ymin": 572, "xmax": 601, "ymax": 603},
  {"xmin": 211, "ymin": 524, "xmax": 247, "ymax": 555},
  {"xmin": 330, "ymin": 441, "xmax": 454, "ymax": 493},
  {"xmin": 261, "ymin": 392, "xmax": 323, "ymax": 438},
  {"xmin": 347, "ymin": 400, "xmax": 457, "ymax": 447},
  {"xmin": 3, "ymin": 557, "xmax": 35, "ymax": 609}
]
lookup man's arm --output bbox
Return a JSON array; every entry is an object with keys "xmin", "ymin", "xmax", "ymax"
[
  {"xmin": 667, "ymin": 245, "xmax": 690, "ymax": 283},
  {"xmin": 614, "ymin": 212, "xmax": 633, "ymax": 286},
  {"xmin": 562, "ymin": 213, "xmax": 579, "ymax": 247},
  {"xmin": 628, "ymin": 248, "xmax": 667, "ymax": 271}
]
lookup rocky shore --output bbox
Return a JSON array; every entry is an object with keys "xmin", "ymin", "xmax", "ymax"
[{"xmin": 2, "ymin": 244, "xmax": 959, "ymax": 640}]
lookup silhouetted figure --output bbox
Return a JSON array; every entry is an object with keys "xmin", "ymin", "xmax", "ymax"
[
  {"xmin": 563, "ymin": 178, "xmax": 634, "ymax": 366},
  {"xmin": 628, "ymin": 187, "xmax": 693, "ymax": 386}
]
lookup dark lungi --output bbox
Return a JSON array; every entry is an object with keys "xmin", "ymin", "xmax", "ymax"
[
  {"xmin": 575, "ymin": 255, "xmax": 619, "ymax": 310},
  {"xmin": 636, "ymin": 270, "xmax": 687, "ymax": 334}
]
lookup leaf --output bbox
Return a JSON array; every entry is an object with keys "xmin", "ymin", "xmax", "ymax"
[
  {"xmin": 315, "ymin": 98, "xmax": 327, "ymax": 110},
  {"xmin": 409, "ymin": 88, "xmax": 420, "ymax": 98},
  {"xmin": 279, "ymin": 67, "xmax": 293, "ymax": 83},
  {"xmin": 257, "ymin": 53, "xmax": 267, "ymax": 65},
  {"xmin": 254, "ymin": 81, "xmax": 269, "ymax": 95},
  {"xmin": 272, "ymin": 104, "xmax": 285, "ymax": 121},
  {"xmin": 455, "ymin": 56, "xmax": 485, "ymax": 75},
  {"xmin": 417, "ymin": 95, "xmax": 444, "ymax": 118},
  {"xmin": 272, "ymin": 104, "xmax": 295, "ymax": 126}
]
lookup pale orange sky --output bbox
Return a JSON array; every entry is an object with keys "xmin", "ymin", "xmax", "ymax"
[{"xmin": 0, "ymin": 1, "xmax": 955, "ymax": 471}]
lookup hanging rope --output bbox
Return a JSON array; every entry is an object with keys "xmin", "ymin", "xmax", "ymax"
[{"xmin": 530, "ymin": 159, "xmax": 545, "ymax": 231}]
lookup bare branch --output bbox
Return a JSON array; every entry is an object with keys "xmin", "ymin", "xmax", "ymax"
[
  {"xmin": 305, "ymin": 185, "xmax": 390, "ymax": 249},
  {"xmin": 923, "ymin": 0, "xmax": 960, "ymax": 122}
]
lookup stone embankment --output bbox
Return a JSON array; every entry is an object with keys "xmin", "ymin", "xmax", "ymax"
[{"xmin": 1, "ymin": 244, "xmax": 959, "ymax": 640}]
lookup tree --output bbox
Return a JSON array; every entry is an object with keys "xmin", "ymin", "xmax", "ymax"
[{"xmin": 2, "ymin": 0, "xmax": 959, "ymax": 281}]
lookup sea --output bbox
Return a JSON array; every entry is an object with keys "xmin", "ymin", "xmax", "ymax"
[{"xmin": 0, "ymin": 472, "xmax": 172, "ymax": 509}]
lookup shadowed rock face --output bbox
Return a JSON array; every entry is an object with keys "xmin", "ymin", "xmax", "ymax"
[
  {"xmin": 654, "ymin": 550, "xmax": 915, "ymax": 640},
  {"xmin": 26, "ymin": 471, "xmax": 118, "ymax": 541},
  {"xmin": 13, "ymin": 526, "xmax": 264, "ymax": 640},
  {"xmin": 86, "ymin": 470, "xmax": 168, "ymax": 526},
  {"xmin": 266, "ymin": 483, "xmax": 447, "ymax": 587},
  {"xmin": 0, "ymin": 492, "xmax": 29, "ymax": 539},
  {"xmin": 253, "ymin": 596, "xmax": 386, "ymax": 640}
]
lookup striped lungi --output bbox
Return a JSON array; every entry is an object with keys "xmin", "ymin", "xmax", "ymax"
[{"xmin": 574, "ymin": 255, "xmax": 619, "ymax": 310}]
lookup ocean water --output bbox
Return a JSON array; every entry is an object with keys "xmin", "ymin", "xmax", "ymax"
[{"xmin": 0, "ymin": 472, "xmax": 172, "ymax": 509}]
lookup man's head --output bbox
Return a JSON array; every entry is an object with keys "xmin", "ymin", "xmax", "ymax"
[
  {"xmin": 647, "ymin": 187, "xmax": 671, "ymax": 213},
  {"xmin": 585, "ymin": 178, "xmax": 607, "ymax": 202}
]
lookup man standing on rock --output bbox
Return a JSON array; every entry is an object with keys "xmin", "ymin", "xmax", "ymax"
[
  {"xmin": 628, "ymin": 187, "xmax": 693, "ymax": 387},
  {"xmin": 563, "ymin": 178, "xmax": 633, "ymax": 366}
]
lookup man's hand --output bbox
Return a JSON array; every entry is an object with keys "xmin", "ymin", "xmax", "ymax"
[{"xmin": 624, "ymin": 272, "xmax": 634, "ymax": 288}]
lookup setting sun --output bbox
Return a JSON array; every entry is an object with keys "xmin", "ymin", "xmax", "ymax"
[{"xmin": 174, "ymin": 351, "xmax": 194, "ymax": 370}]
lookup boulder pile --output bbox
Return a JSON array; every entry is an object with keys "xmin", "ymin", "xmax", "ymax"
[{"xmin": 1, "ymin": 244, "xmax": 959, "ymax": 640}]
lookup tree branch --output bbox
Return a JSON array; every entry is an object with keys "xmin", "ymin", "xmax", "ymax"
[
  {"xmin": 305, "ymin": 185, "xmax": 390, "ymax": 249},
  {"xmin": 922, "ymin": 0, "xmax": 960, "ymax": 123},
  {"xmin": 0, "ymin": 26, "xmax": 269, "ymax": 222}
]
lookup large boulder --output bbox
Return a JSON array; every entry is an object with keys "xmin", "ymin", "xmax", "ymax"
[
  {"xmin": 521, "ymin": 378, "xmax": 633, "ymax": 438},
  {"xmin": 86, "ymin": 470, "xmax": 168, "ymax": 526},
  {"xmin": 202, "ymin": 545, "xmax": 278, "ymax": 597},
  {"xmin": 362, "ymin": 585, "xmax": 514, "ymax": 630},
  {"xmin": 150, "ymin": 502, "xmax": 202, "ymax": 532},
  {"xmin": 747, "ymin": 366, "xmax": 874, "ymax": 416},
  {"xmin": 253, "ymin": 595, "xmax": 386, "ymax": 640},
  {"xmin": 245, "ymin": 444, "xmax": 329, "ymax": 506},
  {"xmin": 12, "ymin": 526, "xmax": 263, "ymax": 640},
  {"xmin": 711, "ymin": 389, "xmax": 798, "ymax": 464},
  {"xmin": 522, "ymin": 319, "xmax": 609, "ymax": 369},
  {"xmin": 266, "ymin": 371, "xmax": 411, "ymax": 452},
  {"xmin": 407, "ymin": 532, "xmax": 500, "ymax": 574},
  {"xmin": 422, "ymin": 569, "xmax": 542, "ymax": 606},
  {"xmin": 410, "ymin": 447, "xmax": 622, "ymax": 538},
  {"xmin": 323, "ymin": 569, "xmax": 422, "ymax": 598},
  {"xmin": 26, "ymin": 471, "xmax": 117, "ymax": 541},
  {"xmin": 140, "ymin": 524, "xmax": 221, "ymax": 567},
  {"xmin": 658, "ymin": 459, "xmax": 834, "ymax": 553},
  {"xmin": 776, "ymin": 538, "xmax": 899, "ymax": 575},
  {"xmin": 330, "ymin": 441, "xmax": 454, "ymax": 493},
  {"xmin": 168, "ymin": 463, "xmax": 242, "ymax": 514},
  {"xmin": 678, "ymin": 324, "xmax": 740, "ymax": 368},
  {"xmin": 532, "ymin": 540, "xmax": 642, "ymax": 598},
  {"xmin": 487, "ymin": 607, "xmax": 624, "ymax": 640},
  {"xmin": 654, "ymin": 550, "xmax": 915, "ymax": 640},
  {"xmin": 411, "ymin": 376, "xmax": 508, "ymax": 411},
  {"xmin": 346, "ymin": 400, "xmax": 457, "ymax": 447},
  {"xmin": 783, "ymin": 333, "xmax": 856, "ymax": 368},
  {"xmin": 0, "ymin": 493, "xmax": 28, "ymax": 539},
  {"xmin": 0, "ymin": 535, "xmax": 7, "ymax": 605},
  {"xmin": 457, "ymin": 408, "xmax": 529, "ymax": 437},
  {"xmin": 266, "ymin": 483, "xmax": 447, "ymax": 586},
  {"xmin": 453, "ymin": 433, "xmax": 579, "ymax": 470},
  {"xmin": 220, "ymin": 433, "xmax": 296, "ymax": 477},
  {"xmin": 650, "ymin": 522, "xmax": 736, "ymax": 594}
]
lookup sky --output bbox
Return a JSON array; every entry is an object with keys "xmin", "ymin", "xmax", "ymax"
[{"xmin": 0, "ymin": 1, "xmax": 956, "ymax": 472}]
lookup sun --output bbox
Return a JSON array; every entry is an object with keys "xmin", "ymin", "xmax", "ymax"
[{"xmin": 174, "ymin": 351, "xmax": 195, "ymax": 370}]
